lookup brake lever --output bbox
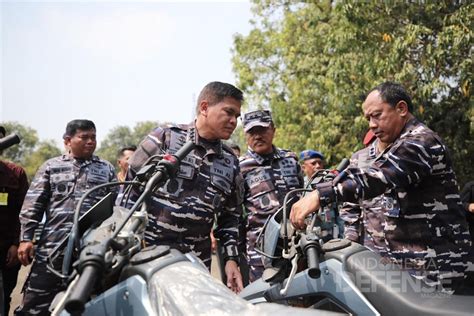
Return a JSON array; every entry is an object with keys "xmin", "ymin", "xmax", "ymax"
[
  {"xmin": 280, "ymin": 252, "xmax": 300, "ymax": 296},
  {"xmin": 51, "ymin": 275, "xmax": 80, "ymax": 316},
  {"xmin": 282, "ymin": 235, "xmax": 298, "ymax": 259}
]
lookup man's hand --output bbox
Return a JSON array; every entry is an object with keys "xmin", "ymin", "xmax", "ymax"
[
  {"xmin": 210, "ymin": 230, "xmax": 217, "ymax": 253},
  {"xmin": 18, "ymin": 241, "xmax": 35, "ymax": 266},
  {"xmin": 469, "ymin": 203, "xmax": 474, "ymax": 213},
  {"xmin": 290, "ymin": 190, "xmax": 321, "ymax": 230},
  {"xmin": 225, "ymin": 260, "xmax": 243, "ymax": 294},
  {"xmin": 6, "ymin": 245, "xmax": 20, "ymax": 267}
]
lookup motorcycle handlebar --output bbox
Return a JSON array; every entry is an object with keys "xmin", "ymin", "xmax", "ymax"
[
  {"xmin": 305, "ymin": 245, "xmax": 321, "ymax": 279},
  {"xmin": 65, "ymin": 264, "xmax": 100, "ymax": 314},
  {"xmin": 335, "ymin": 158, "xmax": 349, "ymax": 173},
  {"xmin": 173, "ymin": 141, "xmax": 195, "ymax": 162},
  {"xmin": 299, "ymin": 233, "xmax": 322, "ymax": 279}
]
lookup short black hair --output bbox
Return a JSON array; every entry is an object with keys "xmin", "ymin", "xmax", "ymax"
[
  {"xmin": 196, "ymin": 81, "xmax": 244, "ymax": 113},
  {"xmin": 117, "ymin": 145, "xmax": 137, "ymax": 158},
  {"xmin": 370, "ymin": 81, "xmax": 413, "ymax": 112},
  {"xmin": 0, "ymin": 126, "xmax": 6, "ymax": 136},
  {"xmin": 229, "ymin": 143, "xmax": 240, "ymax": 152},
  {"xmin": 63, "ymin": 119, "xmax": 96, "ymax": 139}
]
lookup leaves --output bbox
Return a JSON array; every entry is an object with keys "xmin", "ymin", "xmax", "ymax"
[
  {"xmin": 95, "ymin": 121, "xmax": 159, "ymax": 168},
  {"xmin": 232, "ymin": 1, "xmax": 473, "ymax": 184},
  {"xmin": 0, "ymin": 122, "xmax": 61, "ymax": 181}
]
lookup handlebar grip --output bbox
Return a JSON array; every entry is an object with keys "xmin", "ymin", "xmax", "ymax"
[
  {"xmin": 335, "ymin": 158, "xmax": 349, "ymax": 173},
  {"xmin": 65, "ymin": 265, "xmax": 100, "ymax": 314},
  {"xmin": 305, "ymin": 245, "xmax": 321, "ymax": 279},
  {"xmin": 174, "ymin": 141, "xmax": 196, "ymax": 161}
]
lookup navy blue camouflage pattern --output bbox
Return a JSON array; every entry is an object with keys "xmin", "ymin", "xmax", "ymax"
[
  {"xmin": 17, "ymin": 154, "xmax": 116, "ymax": 315},
  {"xmin": 128, "ymin": 123, "xmax": 243, "ymax": 269},
  {"xmin": 340, "ymin": 140, "xmax": 390, "ymax": 258},
  {"xmin": 317, "ymin": 118, "xmax": 472, "ymax": 287},
  {"xmin": 240, "ymin": 147, "xmax": 303, "ymax": 281}
]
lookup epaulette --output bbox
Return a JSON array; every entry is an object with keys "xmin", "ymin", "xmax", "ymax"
[
  {"xmin": 283, "ymin": 150, "xmax": 298, "ymax": 160},
  {"xmin": 173, "ymin": 123, "xmax": 188, "ymax": 130}
]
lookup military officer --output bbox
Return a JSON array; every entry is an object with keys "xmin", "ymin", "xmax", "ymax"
[
  {"xmin": 240, "ymin": 110, "xmax": 304, "ymax": 282},
  {"xmin": 16, "ymin": 119, "xmax": 116, "ymax": 315},
  {"xmin": 128, "ymin": 82, "xmax": 245, "ymax": 293},
  {"xmin": 291, "ymin": 82, "xmax": 472, "ymax": 292}
]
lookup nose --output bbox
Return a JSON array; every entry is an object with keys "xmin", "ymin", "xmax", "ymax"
[
  {"xmin": 229, "ymin": 115, "xmax": 237, "ymax": 126},
  {"xmin": 369, "ymin": 117, "xmax": 377, "ymax": 129}
]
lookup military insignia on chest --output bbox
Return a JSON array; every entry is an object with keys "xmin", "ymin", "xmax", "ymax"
[
  {"xmin": 210, "ymin": 156, "xmax": 234, "ymax": 194},
  {"xmin": 160, "ymin": 178, "xmax": 184, "ymax": 197},
  {"xmin": 169, "ymin": 130, "xmax": 198, "ymax": 180},
  {"xmin": 246, "ymin": 168, "xmax": 271, "ymax": 189},
  {"xmin": 278, "ymin": 159, "xmax": 297, "ymax": 176},
  {"xmin": 88, "ymin": 166, "xmax": 108, "ymax": 182}
]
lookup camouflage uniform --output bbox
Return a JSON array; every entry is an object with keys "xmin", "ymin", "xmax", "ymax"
[
  {"xmin": 240, "ymin": 147, "xmax": 303, "ymax": 281},
  {"xmin": 339, "ymin": 140, "xmax": 390, "ymax": 258},
  {"xmin": 16, "ymin": 154, "xmax": 116, "ymax": 315},
  {"xmin": 316, "ymin": 118, "xmax": 472, "ymax": 287},
  {"xmin": 128, "ymin": 123, "xmax": 243, "ymax": 269}
]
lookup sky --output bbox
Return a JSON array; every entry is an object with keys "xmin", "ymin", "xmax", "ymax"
[{"xmin": 0, "ymin": 0, "xmax": 253, "ymax": 145}]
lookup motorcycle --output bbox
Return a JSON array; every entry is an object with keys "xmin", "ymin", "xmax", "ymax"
[
  {"xmin": 239, "ymin": 162, "xmax": 473, "ymax": 315},
  {"xmin": 48, "ymin": 141, "xmax": 336, "ymax": 316}
]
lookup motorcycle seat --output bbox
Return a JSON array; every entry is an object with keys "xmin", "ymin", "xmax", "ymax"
[{"xmin": 345, "ymin": 250, "xmax": 473, "ymax": 316}]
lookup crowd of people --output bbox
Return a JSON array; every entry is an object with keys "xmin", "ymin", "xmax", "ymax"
[{"xmin": 0, "ymin": 81, "xmax": 473, "ymax": 315}]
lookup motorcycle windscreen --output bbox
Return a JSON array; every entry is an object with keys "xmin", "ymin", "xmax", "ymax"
[
  {"xmin": 147, "ymin": 259, "xmax": 338, "ymax": 316},
  {"xmin": 148, "ymin": 260, "xmax": 258, "ymax": 315}
]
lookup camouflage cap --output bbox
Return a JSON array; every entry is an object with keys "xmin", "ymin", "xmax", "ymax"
[
  {"xmin": 242, "ymin": 110, "xmax": 273, "ymax": 132},
  {"xmin": 299, "ymin": 150, "xmax": 324, "ymax": 161}
]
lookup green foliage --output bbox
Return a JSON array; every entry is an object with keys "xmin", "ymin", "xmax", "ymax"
[
  {"xmin": 23, "ymin": 140, "xmax": 62, "ymax": 180},
  {"xmin": 227, "ymin": 124, "xmax": 247, "ymax": 156},
  {"xmin": 1, "ymin": 121, "xmax": 39, "ymax": 164},
  {"xmin": 95, "ymin": 121, "xmax": 160, "ymax": 168},
  {"xmin": 1, "ymin": 121, "xmax": 62, "ymax": 181},
  {"xmin": 232, "ymin": 0, "xmax": 473, "ymax": 184}
]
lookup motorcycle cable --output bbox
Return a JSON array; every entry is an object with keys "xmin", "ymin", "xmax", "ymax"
[
  {"xmin": 63, "ymin": 141, "xmax": 196, "ymax": 314},
  {"xmin": 61, "ymin": 180, "xmax": 142, "ymax": 277}
]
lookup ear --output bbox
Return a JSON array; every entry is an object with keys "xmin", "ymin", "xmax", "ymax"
[
  {"xmin": 395, "ymin": 101, "xmax": 408, "ymax": 117},
  {"xmin": 199, "ymin": 100, "xmax": 209, "ymax": 117}
]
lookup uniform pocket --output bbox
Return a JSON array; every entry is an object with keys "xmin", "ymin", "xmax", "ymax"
[{"xmin": 50, "ymin": 173, "xmax": 76, "ymax": 199}]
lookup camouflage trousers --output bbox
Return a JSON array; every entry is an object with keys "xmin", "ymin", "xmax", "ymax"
[
  {"xmin": 248, "ymin": 264, "xmax": 264, "ymax": 283},
  {"xmin": 15, "ymin": 260, "xmax": 65, "ymax": 316}
]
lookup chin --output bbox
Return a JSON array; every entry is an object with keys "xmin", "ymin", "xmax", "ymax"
[{"xmin": 220, "ymin": 132, "xmax": 232, "ymax": 140}]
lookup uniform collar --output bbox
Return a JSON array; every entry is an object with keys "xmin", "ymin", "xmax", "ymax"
[
  {"xmin": 62, "ymin": 153, "xmax": 100, "ymax": 164},
  {"xmin": 399, "ymin": 117, "xmax": 421, "ymax": 138},
  {"xmin": 185, "ymin": 121, "xmax": 223, "ymax": 157},
  {"xmin": 370, "ymin": 118, "xmax": 421, "ymax": 160},
  {"xmin": 247, "ymin": 146, "xmax": 280, "ymax": 165}
]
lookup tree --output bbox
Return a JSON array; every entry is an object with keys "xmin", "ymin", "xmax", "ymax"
[
  {"xmin": 23, "ymin": 140, "xmax": 62, "ymax": 180},
  {"xmin": 1, "ymin": 121, "xmax": 62, "ymax": 180},
  {"xmin": 232, "ymin": 0, "xmax": 473, "ymax": 184},
  {"xmin": 96, "ymin": 121, "xmax": 161, "ymax": 168},
  {"xmin": 0, "ymin": 121, "xmax": 39, "ymax": 164}
]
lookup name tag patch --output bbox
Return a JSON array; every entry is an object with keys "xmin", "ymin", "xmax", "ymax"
[{"xmin": 0, "ymin": 192, "xmax": 8, "ymax": 206}]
